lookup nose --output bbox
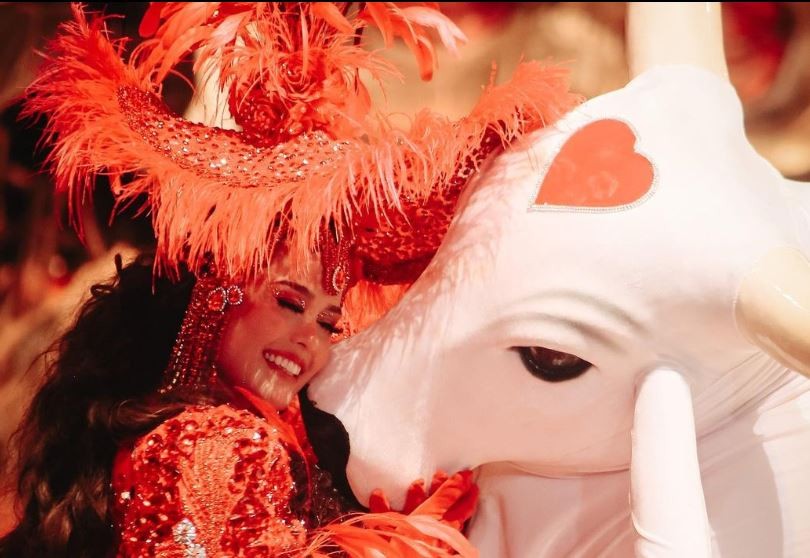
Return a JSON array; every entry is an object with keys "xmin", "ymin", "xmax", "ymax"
[{"xmin": 290, "ymin": 319, "xmax": 320, "ymax": 351}]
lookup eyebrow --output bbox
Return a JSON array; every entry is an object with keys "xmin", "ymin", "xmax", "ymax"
[
  {"xmin": 276, "ymin": 280, "xmax": 310, "ymax": 297},
  {"xmin": 510, "ymin": 290, "xmax": 643, "ymax": 335},
  {"xmin": 275, "ymin": 280, "xmax": 341, "ymax": 316},
  {"xmin": 549, "ymin": 290, "xmax": 643, "ymax": 334},
  {"xmin": 489, "ymin": 311, "xmax": 621, "ymax": 350}
]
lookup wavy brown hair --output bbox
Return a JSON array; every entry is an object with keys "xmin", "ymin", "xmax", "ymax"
[{"xmin": 0, "ymin": 255, "xmax": 204, "ymax": 557}]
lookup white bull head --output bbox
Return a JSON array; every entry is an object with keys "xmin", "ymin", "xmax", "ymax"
[{"xmin": 309, "ymin": 4, "xmax": 810, "ymax": 556}]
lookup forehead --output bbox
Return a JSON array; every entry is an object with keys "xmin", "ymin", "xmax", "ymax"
[{"xmin": 246, "ymin": 252, "xmax": 335, "ymax": 300}]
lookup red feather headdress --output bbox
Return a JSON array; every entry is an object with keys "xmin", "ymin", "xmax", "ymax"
[{"xmin": 25, "ymin": 2, "xmax": 578, "ymax": 325}]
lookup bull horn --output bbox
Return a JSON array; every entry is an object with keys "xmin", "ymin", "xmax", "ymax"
[
  {"xmin": 736, "ymin": 247, "xmax": 810, "ymax": 377},
  {"xmin": 626, "ymin": 2, "xmax": 729, "ymax": 80}
]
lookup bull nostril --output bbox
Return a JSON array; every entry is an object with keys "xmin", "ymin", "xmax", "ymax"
[{"xmin": 299, "ymin": 386, "xmax": 363, "ymax": 510}]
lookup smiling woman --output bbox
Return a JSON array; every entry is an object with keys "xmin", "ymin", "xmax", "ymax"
[
  {"xmin": 218, "ymin": 252, "xmax": 343, "ymax": 409},
  {"xmin": 0, "ymin": 2, "xmax": 498, "ymax": 557}
]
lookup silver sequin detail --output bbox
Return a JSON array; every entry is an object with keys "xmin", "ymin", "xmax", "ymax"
[{"xmin": 172, "ymin": 518, "xmax": 207, "ymax": 558}]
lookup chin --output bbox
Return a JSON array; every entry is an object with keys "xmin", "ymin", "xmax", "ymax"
[
  {"xmin": 257, "ymin": 389, "xmax": 293, "ymax": 410},
  {"xmin": 245, "ymin": 372, "xmax": 296, "ymax": 410}
]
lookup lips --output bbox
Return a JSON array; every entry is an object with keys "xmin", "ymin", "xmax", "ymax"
[{"xmin": 263, "ymin": 349, "xmax": 305, "ymax": 378}]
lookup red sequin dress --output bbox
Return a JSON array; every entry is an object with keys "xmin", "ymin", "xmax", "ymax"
[
  {"xmin": 111, "ymin": 398, "xmax": 478, "ymax": 557},
  {"xmin": 111, "ymin": 403, "xmax": 343, "ymax": 557}
]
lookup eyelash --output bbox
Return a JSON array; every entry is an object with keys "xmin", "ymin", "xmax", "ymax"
[
  {"xmin": 276, "ymin": 295, "xmax": 342, "ymax": 335},
  {"xmin": 319, "ymin": 322, "xmax": 343, "ymax": 335},
  {"xmin": 276, "ymin": 297, "xmax": 304, "ymax": 314}
]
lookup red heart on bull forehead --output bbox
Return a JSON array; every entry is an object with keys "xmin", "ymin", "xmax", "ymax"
[{"xmin": 534, "ymin": 119, "xmax": 654, "ymax": 209}]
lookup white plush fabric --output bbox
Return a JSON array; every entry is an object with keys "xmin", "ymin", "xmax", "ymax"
[{"xmin": 310, "ymin": 65, "xmax": 810, "ymax": 557}]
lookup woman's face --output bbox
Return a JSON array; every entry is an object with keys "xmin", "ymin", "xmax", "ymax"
[{"xmin": 217, "ymin": 254, "xmax": 342, "ymax": 409}]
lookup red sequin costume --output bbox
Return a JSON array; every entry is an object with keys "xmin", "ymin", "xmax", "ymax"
[
  {"xmin": 110, "ymin": 397, "xmax": 479, "ymax": 557},
  {"xmin": 112, "ymin": 405, "xmax": 307, "ymax": 557}
]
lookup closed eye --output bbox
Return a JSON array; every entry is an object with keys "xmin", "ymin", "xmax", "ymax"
[
  {"xmin": 276, "ymin": 297, "xmax": 304, "ymax": 314},
  {"xmin": 513, "ymin": 346, "xmax": 592, "ymax": 382},
  {"xmin": 319, "ymin": 321, "xmax": 343, "ymax": 335}
]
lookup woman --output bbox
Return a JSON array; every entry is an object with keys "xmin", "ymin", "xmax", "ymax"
[
  {"xmin": 1, "ymin": 253, "xmax": 318, "ymax": 555},
  {"xmin": 2, "ymin": 248, "xmax": 479, "ymax": 557},
  {"xmin": 1, "ymin": 2, "xmax": 576, "ymax": 556}
]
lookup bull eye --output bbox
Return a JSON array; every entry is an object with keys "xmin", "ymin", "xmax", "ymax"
[{"xmin": 514, "ymin": 346, "xmax": 592, "ymax": 382}]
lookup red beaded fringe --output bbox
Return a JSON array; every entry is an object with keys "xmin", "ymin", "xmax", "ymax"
[{"xmin": 161, "ymin": 266, "xmax": 244, "ymax": 393}]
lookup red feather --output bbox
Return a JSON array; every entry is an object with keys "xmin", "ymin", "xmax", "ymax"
[
  {"xmin": 26, "ymin": 3, "xmax": 579, "ymax": 330},
  {"xmin": 364, "ymin": 2, "xmax": 396, "ymax": 47},
  {"xmin": 138, "ymin": 2, "xmax": 163, "ymax": 38},
  {"xmin": 413, "ymin": 471, "xmax": 477, "ymax": 522},
  {"xmin": 400, "ymin": 6, "xmax": 466, "ymax": 55},
  {"xmin": 311, "ymin": 2, "xmax": 355, "ymax": 34},
  {"xmin": 307, "ymin": 511, "xmax": 479, "ymax": 557}
]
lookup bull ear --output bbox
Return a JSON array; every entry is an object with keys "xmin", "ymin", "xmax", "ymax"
[
  {"xmin": 736, "ymin": 247, "xmax": 810, "ymax": 378},
  {"xmin": 626, "ymin": 2, "xmax": 729, "ymax": 80},
  {"xmin": 631, "ymin": 367, "xmax": 712, "ymax": 557}
]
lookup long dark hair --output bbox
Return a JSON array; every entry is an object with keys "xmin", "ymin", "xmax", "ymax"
[{"xmin": 0, "ymin": 254, "xmax": 199, "ymax": 557}]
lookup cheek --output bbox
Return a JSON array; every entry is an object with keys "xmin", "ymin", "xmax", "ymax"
[
  {"xmin": 218, "ymin": 303, "xmax": 285, "ymax": 378},
  {"xmin": 230, "ymin": 301, "xmax": 288, "ymax": 340},
  {"xmin": 217, "ymin": 307, "xmax": 253, "ymax": 382}
]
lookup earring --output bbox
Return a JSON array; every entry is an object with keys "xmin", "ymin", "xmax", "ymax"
[{"xmin": 160, "ymin": 263, "xmax": 244, "ymax": 394}]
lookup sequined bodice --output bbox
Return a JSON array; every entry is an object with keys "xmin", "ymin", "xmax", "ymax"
[
  {"xmin": 112, "ymin": 404, "xmax": 324, "ymax": 557},
  {"xmin": 111, "ymin": 402, "xmax": 477, "ymax": 557}
]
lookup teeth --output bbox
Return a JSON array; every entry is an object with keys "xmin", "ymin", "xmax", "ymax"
[{"xmin": 264, "ymin": 352, "xmax": 302, "ymax": 377}]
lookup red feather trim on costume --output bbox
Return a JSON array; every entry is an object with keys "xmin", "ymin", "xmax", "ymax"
[
  {"xmin": 26, "ymin": 2, "xmax": 578, "ymax": 320},
  {"xmin": 307, "ymin": 470, "xmax": 480, "ymax": 557}
]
